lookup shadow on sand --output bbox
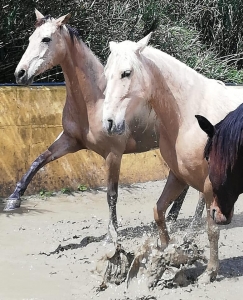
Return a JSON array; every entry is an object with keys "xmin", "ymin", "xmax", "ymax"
[
  {"xmin": 218, "ymin": 256, "xmax": 243, "ymax": 279},
  {"xmin": 0, "ymin": 199, "xmax": 51, "ymax": 216}
]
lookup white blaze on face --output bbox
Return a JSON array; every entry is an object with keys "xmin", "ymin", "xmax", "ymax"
[
  {"xmin": 103, "ymin": 45, "xmax": 135, "ymax": 129},
  {"xmin": 28, "ymin": 25, "xmax": 54, "ymax": 77},
  {"xmin": 103, "ymin": 36, "xmax": 152, "ymax": 132},
  {"xmin": 15, "ymin": 20, "xmax": 66, "ymax": 83}
]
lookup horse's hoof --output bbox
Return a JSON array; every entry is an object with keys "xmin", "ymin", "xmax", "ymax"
[
  {"xmin": 103, "ymin": 233, "xmax": 113, "ymax": 245},
  {"xmin": 3, "ymin": 199, "xmax": 21, "ymax": 211},
  {"xmin": 198, "ymin": 269, "xmax": 217, "ymax": 284}
]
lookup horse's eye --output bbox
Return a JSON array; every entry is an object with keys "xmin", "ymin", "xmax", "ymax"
[
  {"xmin": 42, "ymin": 37, "xmax": 51, "ymax": 43},
  {"xmin": 121, "ymin": 70, "xmax": 131, "ymax": 79}
]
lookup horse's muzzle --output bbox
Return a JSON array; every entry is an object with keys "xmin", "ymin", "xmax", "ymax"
[
  {"xmin": 15, "ymin": 69, "xmax": 33, "ymax": 85},
  {"xmin": 104, "ymin": 119, "xmax": 125, "ymax": 135},
  {"xmin": 210, "ymin": 205, "xmax": 233, "ymax": 225}
]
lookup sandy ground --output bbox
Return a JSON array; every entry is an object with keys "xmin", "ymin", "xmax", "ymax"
[{"xmin": 1, "ymin": 180, "xmax": 243, "ymax": 300}]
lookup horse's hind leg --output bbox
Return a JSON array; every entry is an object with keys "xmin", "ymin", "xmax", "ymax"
[
  {"xmin": 104, "ymin": 152, "xmax": 122, "ymax": 242},
  {"xmin": 189, "ymin": 192, "xmax": 205, "ymax": 228},
  {"xmin": 154, "ymin": 170, "xmax": 187, "ymax": 247},
  {"xmin": 166, "ymin": 185, "xmax": 189, "ymax": 222},
  {"xmin": 167, "ymin": 187, "xmax": 205, "ymax": 225},
  {"xmin": 4, "ymin": 132, "xmax": 81, "ymax": 211}
]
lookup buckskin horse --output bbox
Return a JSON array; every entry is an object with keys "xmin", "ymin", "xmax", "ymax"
[
  {"xmin": 4, "ymin": 10, "xmax": 193, "ymax": 237},
  {"xmin": 196, "ymin": 103, "xmax": 243, "ymax": 225},
  {"xmin": 102, "ymin": 33, "xmax": 243, "ymax": 281}
]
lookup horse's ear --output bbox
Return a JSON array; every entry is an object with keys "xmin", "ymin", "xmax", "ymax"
[
  {"xmin": 136, "ymin": 32, "xmax": 153, "ymax": 53},
  {"xmin": 35, "ymin": 9, "xmax": 44, "ymax": 20},
  {"xmin": 109, "ymin": 41, "xmax": 118, "ymax": 52},
  {"xmin": 195, "ymin": 115, "xmax": 215, "ymax": 138},
  {"xmin": 56, "ymin": 13, "xmax": 71, "ymax": 26}
]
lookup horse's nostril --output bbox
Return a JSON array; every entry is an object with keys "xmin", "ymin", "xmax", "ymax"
[
  {"xmin": 212, "ymin": 208, "xmax": 216, "ymax": 220},
  {"xmin": 107, "ymin": 119, "xmax": 113, "ymax": 132},
  {"xmin": 17, "ymin": 69, "xmax": 26, "ymax": 79}
]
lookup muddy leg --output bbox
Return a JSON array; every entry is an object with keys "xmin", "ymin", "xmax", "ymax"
[
  {"xmin": 198, "ymin": 191, "xmax": 219, "ymax": 283},
  {"xmin": 153, "ymin": 171, "xmax": 187, "ymax": 247},
  {"xmin": 4, "ymin": 132, "xmax": 81, "ymax": 211},
  {"xmin": 105, "ymin": 152, "xmax": 122, "ymax": 241},
  {"xmin": 189, "ymin": 192, "xmax": 205, "ymax": 229},
  {"xmin": 182, "ymin": 192, "xmax": 205, "ymax": 242},
  {"xmin": 166, "ymin": 185, "xmax": 189, "ymax": 222}
]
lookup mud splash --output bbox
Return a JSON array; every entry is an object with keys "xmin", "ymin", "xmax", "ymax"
[{"xmin": 96, "ymin": 237, "xmax": 205, "ymax": 292}]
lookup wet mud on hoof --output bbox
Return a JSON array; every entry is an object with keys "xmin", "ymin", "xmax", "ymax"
[
  {"xmin": 95, "ymin": 237, "xmax": 205, "ymax": 292},
  {"xmin": 96, "ymin": 244, "xmax": 135, "ymax": 290}
]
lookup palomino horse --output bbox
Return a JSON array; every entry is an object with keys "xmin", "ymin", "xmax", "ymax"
[
  {"xmin": 102, "ymin": 33, "xmax": 243, "ymax": 281},
  {"xmin": 4, "ymin": 10, "xmax": 190, "ymax": 235},
  {"xmin": 196, "ymin": 104, "xmax": 243, "ymax": 225}
]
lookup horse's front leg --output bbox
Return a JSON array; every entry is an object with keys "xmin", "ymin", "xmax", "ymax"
[
  {"xmin": 4, "ymin": 131, "xmax": 81, "ymax": 211},
  {"xmin": 105, "ymin": 152, "xmax": 122, "ymax": 241},
  {"xmin": 199, "ymin": 189, "xmax": 219, "ymax": 283},
  {"xmin": 154, "ymin": 170, "xmax": 187, "ymax": 247}
]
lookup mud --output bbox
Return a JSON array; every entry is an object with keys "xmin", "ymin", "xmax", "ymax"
[{"xmin": 1, "ymin": 180, "xmax": 243, "ymax": 300}]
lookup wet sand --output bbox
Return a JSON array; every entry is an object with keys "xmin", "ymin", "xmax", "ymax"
[{"xmin": 1, "ymin": 180, "xmax": 243, "ymax": 300}]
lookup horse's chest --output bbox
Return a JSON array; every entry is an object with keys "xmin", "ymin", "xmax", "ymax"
[
  {"xmin": 159, "ymin": 131, "xmax": 207, "ymax": 190},
  {"xmin": 62, "ymin": 116, "xmax": 85, "ymax": 140}
]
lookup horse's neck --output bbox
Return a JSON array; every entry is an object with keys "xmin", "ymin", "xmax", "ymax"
[
  {"xmin": 61, "ymin": 37, "xmax": 104, "ymax": 111},
  {"xmin": 147, "ymin": 49, "xmax": 201, "ymax": 117},
  {"xmin": 144, "ymin": 48, "xmax": 233, "ymax": 133},
  {"xmin": 143, "ymin": 52, "xmax": 182, "ymax": 139}
]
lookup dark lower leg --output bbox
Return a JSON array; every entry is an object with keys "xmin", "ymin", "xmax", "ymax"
[
  {"xmin": 189, "ymin": 192, "xmax": 205, "ymax": 228},
  {"xmin": 166, "ymin": 185, "xmax": 189, "ymax": 222},
  {"xmin": 107, "ymin": 185, "xmax": 118, "ymax": 231},
  {"xmin": 4, "ymin": 132, "xmax": 81, "ymax": 210},
  {"xmin": 8, "ymin": 150, "xmax": 52, "ymax": 201},
  {"xmin": 105, "ymin": 152, "xmax": 122, "ymax": 235}
]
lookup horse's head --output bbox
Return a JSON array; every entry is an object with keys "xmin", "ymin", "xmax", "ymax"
[
  {"xmin": 196, "ymin": 114, "xmax": 238, "ymax": 225},
  {"xmin": 103, "ymin": 33, "xmax": 153, "ymax": 135},
  {"xmin": 15, "ymin": 9, "xmax": 71, "ymax": 85}
]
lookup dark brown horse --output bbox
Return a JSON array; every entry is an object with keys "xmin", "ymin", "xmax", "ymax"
[
  {"xmin": 4, "ymin": 10, "xmax": 193, "ymax": 237},
  {"xmin": 196, "ymin": 104, "xmax": 243, "ymax": 225}
]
